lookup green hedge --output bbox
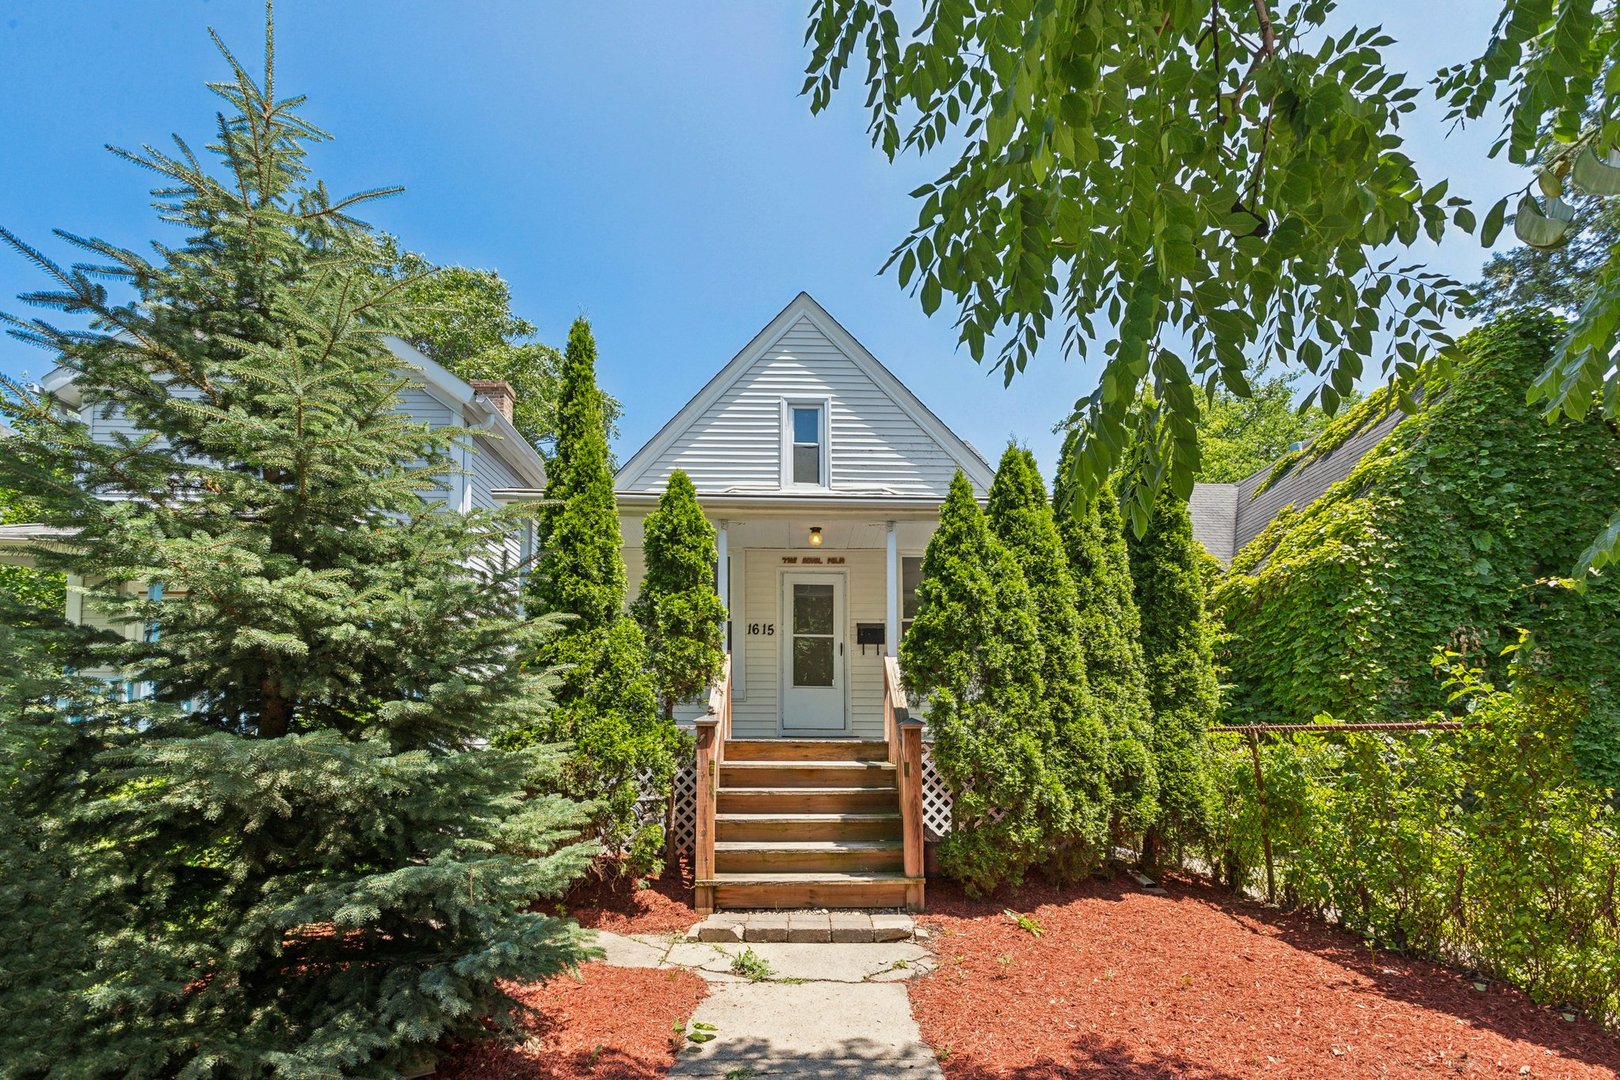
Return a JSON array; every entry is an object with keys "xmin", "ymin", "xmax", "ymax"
[
  {"xmin": 1208, "ymin": 661, "xmax": 1620, "ymax": 1026},
  {"xmin": 1216, "ymin": 311, "xmax": 1620, "ymax": 786}
]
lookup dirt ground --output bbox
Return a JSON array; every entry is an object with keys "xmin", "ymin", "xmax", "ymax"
[{"xmin": 911, "ymin": 873, "xmax": 1620, "ymax": 1079}]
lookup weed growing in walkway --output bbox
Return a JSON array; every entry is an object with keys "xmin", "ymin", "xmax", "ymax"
[{"xmin": 730, "ymin": 948, "xmax": 772, "ymax": 982}]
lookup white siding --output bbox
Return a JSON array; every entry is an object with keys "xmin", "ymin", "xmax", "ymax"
[
  {"xmin": 73, "ymin": 387, "xmax": 521, "ymax": 515},
  {"xmin": 623, "ymin": 316, "xmax": 972, "ymax": 499},
  {"xmin": 82, "ymin": 401, "xmax": 144, "ymax": 444},
  {"xmin": 731, "ymin": 547, "xmax": 887, "ymax": 739},
  {"xmin": 399, "ymin": 388, "xmax": 453, "ymax": 428}
]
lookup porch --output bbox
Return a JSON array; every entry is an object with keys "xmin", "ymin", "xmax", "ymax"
[
  {"xmin": 621, "ymin": 502, "xmax": 940, "ymax": 739},
  {"xmin": 620, "ymin": 503, "xmax": 952, "ymax": 911},
  {"xmin": 689, "ymin": 654, "xmax": 929, "ymax": 914}
]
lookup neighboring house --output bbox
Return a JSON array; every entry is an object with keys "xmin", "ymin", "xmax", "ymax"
[
  {"xmin": 612, "ymin": 291, "xmax": 995, "ymax": 737},
  {"xmin": 0, "ymin": 337, "xmax": 548, "ymax": 642},
  {"xmin": 1189, "ymin": 409, "xmax": 1404, "ymax": 563}
]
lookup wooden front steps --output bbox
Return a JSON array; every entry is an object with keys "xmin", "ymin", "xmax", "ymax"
[
  {"xmin": 724, "ymin": 739, "xmax": 889, "ymax": 761},
  {"xmin": 700, "ymin": 739, "xmax": 922, "ymax": 911},
  {"xmin": 719, "ymin": 760, "xmax": 896, "ymax": 788}
]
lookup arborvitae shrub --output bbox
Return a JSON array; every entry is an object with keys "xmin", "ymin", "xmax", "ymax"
[
  {"xmin": 901, "ymin": 471, "xmax": 1065, "ymax": 893},
  {"xmin": 1129, "ymin": 484, "xmax": 1219, "ymax": 862},
  {"xmin": 1216, "ymin": 311, "xmax": 1620, "ymax": 786},
  {"xmin": 512, "ymin": 318, "xmax": 676, "ymax": 874},
  {"xmin": 1054, "ymin": 437, "xmax": 1159, "ymax": 837},
  {"xmin": 632, "ymin": 469, "xmax": 726, "ymax": 720},
  {"xmin": 986, "ymin": 444, "xmax": 1111, "ymax": 879}
]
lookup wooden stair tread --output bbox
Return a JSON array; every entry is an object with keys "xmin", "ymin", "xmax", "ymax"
[
  {"xmin": 704, "ymin": 871, "xmax": 921, "ymax": 884},
  {"xmin": 721, "ymin": 786, "xmax": 895, "ymax": 794},
  {"xmin": 725, "ymin": 739, "xmax": 887, "ymax": 746},
  {"xmin": 716, "ymin": 813, "xmax": 899, "ymax": 822},
  {"xmin": 716, "ymin": 840, "xmax": 901, "ymax": 852},
  {"xmin": 722, "ymin": 760, "xmax": 894, "ymax": 769}
]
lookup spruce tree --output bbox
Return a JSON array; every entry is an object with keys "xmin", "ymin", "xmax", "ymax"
[
  {"xmin": 0, "ymin": 576, "xmax": 99, "ymax": 1074},
  {"xmin": 512, "ymin": 318, "xmax": 675, "ymax": 875},
  {"xmin": 1128, "ymin": 485, "xmax": 1219, "ymax": 867},
  {"xmin": 901, "ymin": 471, "xmax": 1064, "ymax": 893},
  {"xmin": 632, "ymin": 469, "xmax": 726, "ymax": 721},
  {"xmin": 1055, "ymin": 436, "xmax": 1160, "ymax": 836},
  {"xmin": 0, "ymin": 22, "xmax": 596, "ymax": 1075},
  {"xmin": 986, "ymin": 444, "xmax": 1111, "ymax": 879}
]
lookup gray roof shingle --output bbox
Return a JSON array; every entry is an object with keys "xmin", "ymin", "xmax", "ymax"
[{"xmin": 1189, "ymin": 408, "xmax": 1407, "ymax": 562}]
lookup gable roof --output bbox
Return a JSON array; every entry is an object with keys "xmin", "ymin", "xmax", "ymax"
[
  {"xmin": 615, "ymin": 292, "xmax": 996, "ymax": 497},
  {"xmin": 383, "ymin": 337, "xmax": 549, "ymax": 489}
]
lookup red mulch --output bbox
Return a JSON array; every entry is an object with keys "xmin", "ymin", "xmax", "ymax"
[
  {"xmin": 912, "ymin": 873, "xmax": 1620, "ymax": 1079},
  {"xmin": 558, "ymin": 861, "xmax": 698, "ymax": 937},
  {"xmin": 438, "ymin": 963, "xmax": 707, "ymax": 1080}
]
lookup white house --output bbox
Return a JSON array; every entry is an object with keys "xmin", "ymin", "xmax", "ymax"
[
  {"xmin": 606, "ymin": 292, "xmax": 993, "ymax": 913},
  {"xmin": 0, "ymin": 337, "xmax": 548, "ymax": 646},
  {"xmin": 4, "ymin": 297, "xmax": 985, "ymax": 913},
  {"xmin": 615, "ymin": 292, "xmax": 994, "ymax": 738}
]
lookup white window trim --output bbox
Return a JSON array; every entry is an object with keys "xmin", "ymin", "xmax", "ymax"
[
  {"xmin": 779, "ymin": 397, "xmax": 832, "ymax": 490},
  {"xmin": 899, "ymin": 550, "xmax": 926, "ymax": 642}
]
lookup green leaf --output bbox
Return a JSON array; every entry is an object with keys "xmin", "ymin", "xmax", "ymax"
[
  {"xmin": 1481, "ymin": 196, "xmax": 1509, "ymax": 246},
  {"xmin": 1512, "ymin": 194, "xmax": 1575, "ymax": 249},
  {"xmin": 921, "ymin": 274, "xmax": 943, "ymax": 316},
  {"xmin": 1571, "ymin": 146, "xmax": 1620, "ymax": 196}
]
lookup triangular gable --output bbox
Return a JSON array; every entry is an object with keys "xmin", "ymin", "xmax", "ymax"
[{"xmin": 616, "ymin": 293, "xmax": 994, "ymax": 499}]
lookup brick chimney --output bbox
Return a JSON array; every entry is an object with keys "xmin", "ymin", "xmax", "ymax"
[{"xmin": 469, "ymin": 379, "xmax": 516, "ymax": 423}]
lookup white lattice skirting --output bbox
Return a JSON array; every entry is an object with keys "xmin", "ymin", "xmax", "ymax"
[
  {"xmin": 663, "ymin": 760, "xmax": 697, "ymax": 860},
  {"xmin": 920, "ymin": 739, "xmax": 954, "ymax": 841},
  {"xmin": 655, "ymin": 746, "xmax": 953, "ymax": 859}
]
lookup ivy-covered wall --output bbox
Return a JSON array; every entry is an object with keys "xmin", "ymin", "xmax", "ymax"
[{"xmin": 1216, "ymin": 312, "xmax": 1620, "ymax": 783}]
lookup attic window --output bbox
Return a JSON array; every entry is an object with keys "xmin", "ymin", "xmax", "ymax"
[{"xmin": 784, "ymin": 401, "xmax": 828, "ymax": 487}]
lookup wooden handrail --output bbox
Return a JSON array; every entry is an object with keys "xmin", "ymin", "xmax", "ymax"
[
  {"xmin": 693, "ymin": 654, "xmax": 731, "ymax": 916},
  {"xmin": 883, "ymin": 655, "xmax": 925, "ymax": 912}
]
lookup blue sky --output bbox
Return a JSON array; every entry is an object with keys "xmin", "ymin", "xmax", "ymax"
[{"xmin": 0, "ymin": 1, "xmax": 1523, "ymax": 475}]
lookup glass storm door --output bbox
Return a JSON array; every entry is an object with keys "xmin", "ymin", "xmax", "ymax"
[{"xmin": 781, "ymin": 573, "xmax": 846, "ymax": 732}]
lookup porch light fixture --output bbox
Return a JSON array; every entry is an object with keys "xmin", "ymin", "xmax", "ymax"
[{"xmin": 808, "ymin": 526, "xmax": 824, "ymax": 547}]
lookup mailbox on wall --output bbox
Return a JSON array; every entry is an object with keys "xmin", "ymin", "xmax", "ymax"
[{"xmin": 855, "ymin": 623, "xmax": 885, "ymax": 654}]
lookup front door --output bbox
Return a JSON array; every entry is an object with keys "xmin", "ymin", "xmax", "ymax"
[{"xmin": 780, "ymin": 573, "xmax": 847, "ymax": 733}]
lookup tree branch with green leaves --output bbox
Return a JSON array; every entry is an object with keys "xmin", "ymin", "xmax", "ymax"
[
  {"xmin": 805, "ymin": 0, "xmax": 1468, "ymax": 537},
  {"xmin": 805, "ymin": 0, "xmax": 1618, "ymax": 567}
]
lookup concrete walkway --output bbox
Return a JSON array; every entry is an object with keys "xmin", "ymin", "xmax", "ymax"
[{"xmin": 594, "ymin": 929, "xmax": 945, "ymax": 1079}]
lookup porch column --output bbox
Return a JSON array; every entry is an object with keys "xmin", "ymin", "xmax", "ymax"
[
  {"xmin": 716, "ymin": 520, "xmax": 730, "ymax": 646},
  {"xmin": 885, "ymin": 520, "xmax": 899, "ymax": 657}
]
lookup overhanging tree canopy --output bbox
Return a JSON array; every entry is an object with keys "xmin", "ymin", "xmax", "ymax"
[{"xmin": 804, "ymin": 0, "xmax": 1620, "ymax": 568}]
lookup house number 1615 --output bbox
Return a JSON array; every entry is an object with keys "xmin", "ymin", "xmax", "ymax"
[{"xmin": 746, "ymin": 623, "xmax": 775, "ymax": 636}]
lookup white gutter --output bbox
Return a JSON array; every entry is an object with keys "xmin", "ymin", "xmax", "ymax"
[
  {"xmin": 0, "ymin": 524, "xmax": 78, "ymax": 568},
  {"xmin": 596, "ymin": 491, "xmax": 971, "ymax": 516}
]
